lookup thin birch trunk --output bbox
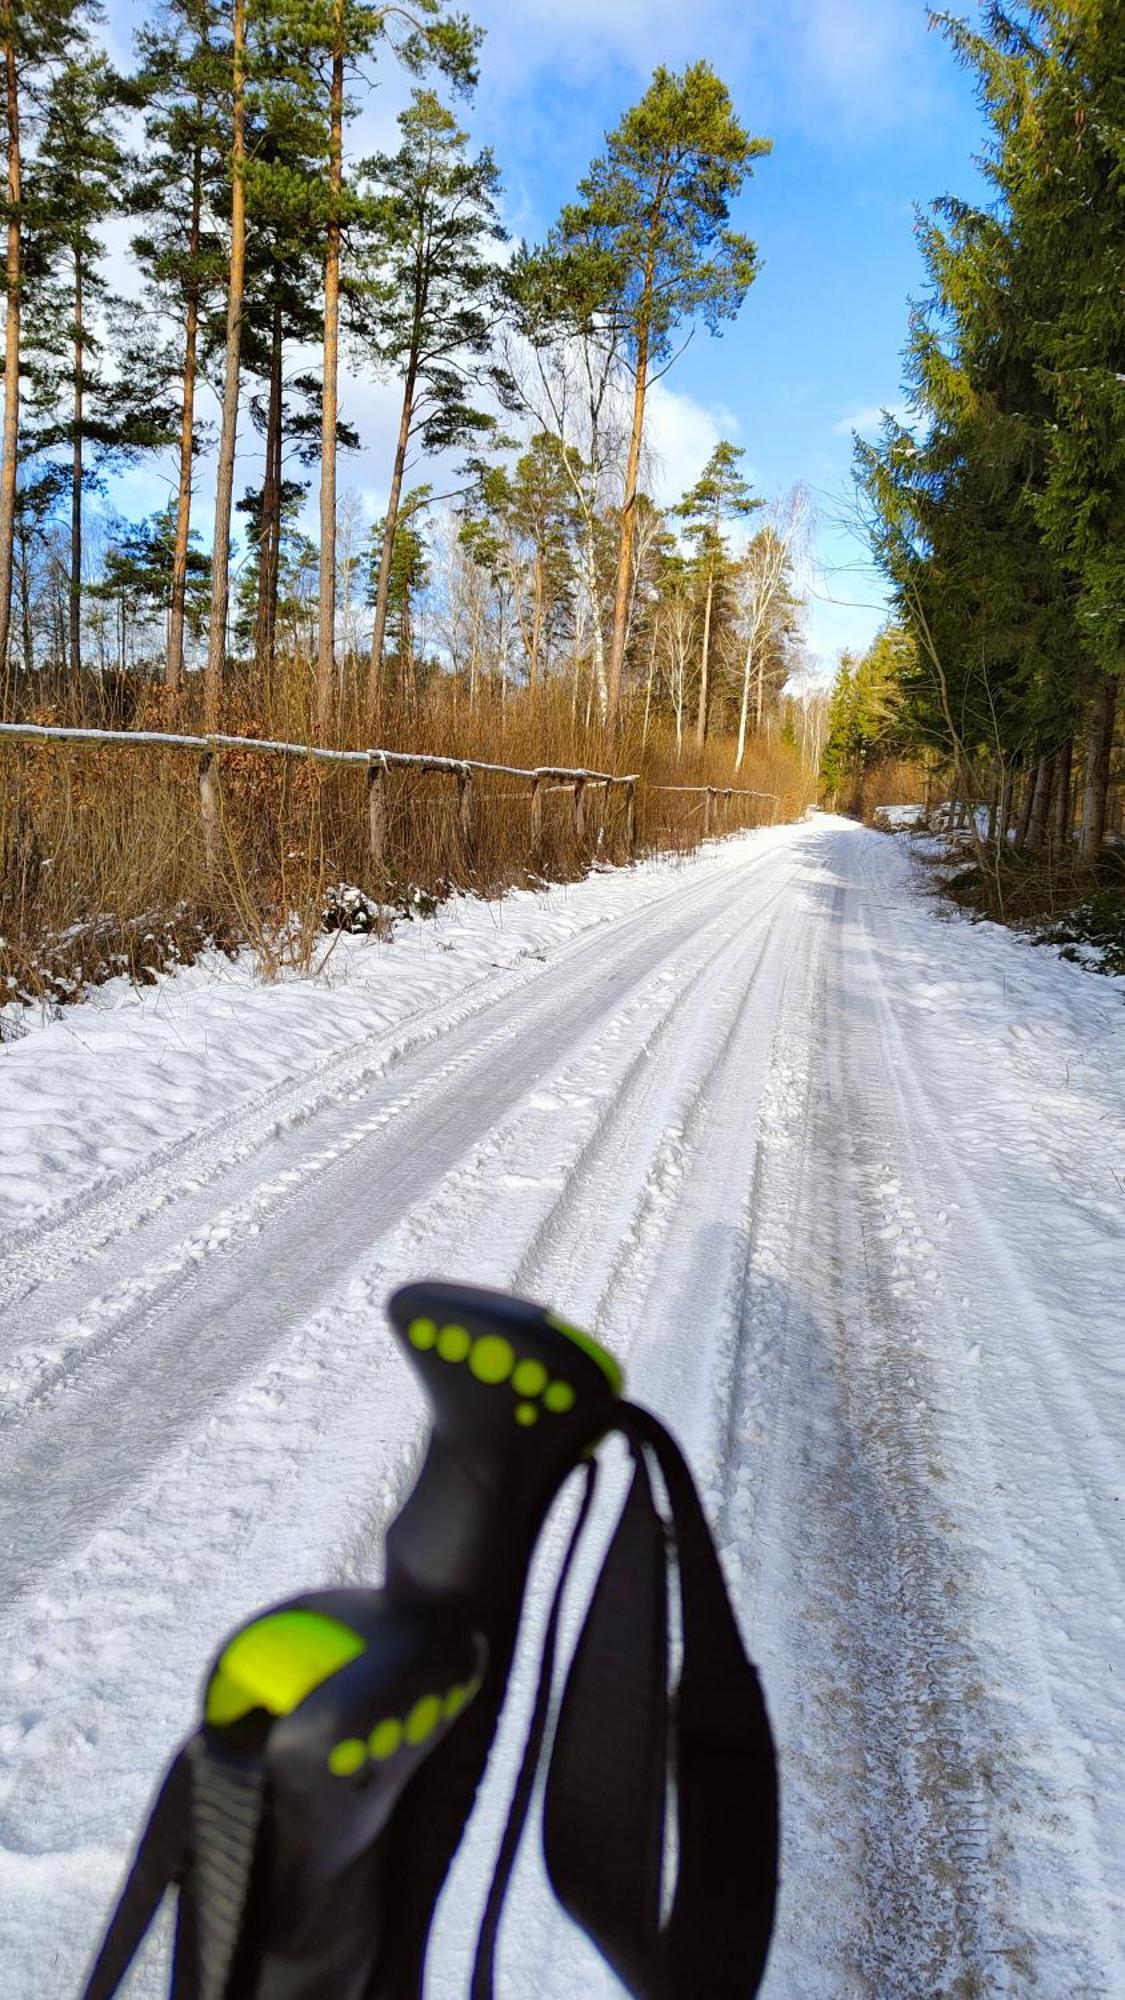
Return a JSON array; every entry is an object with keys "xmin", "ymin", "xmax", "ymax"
[
  {"xmin": 693, "ymin": 565, "xmax": 714, "ymax": 750},
  {"xmin": 583, "ymin": 522, "xmax": 607, "ymax": 720},
  {"xmin": 735, "ymin": 635, "xmax": 753, "ymax": 770}
]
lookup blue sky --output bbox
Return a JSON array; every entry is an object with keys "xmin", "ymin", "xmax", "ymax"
[{"xmin": 103, "ymin": 0, "xmax": 990, "ymax": 676}]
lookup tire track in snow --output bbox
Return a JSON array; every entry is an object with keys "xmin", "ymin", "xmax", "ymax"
[
  {"xmin": 0, "ymin": 836, "xmax": 782, "ymax": 1320},
  {"xmin": 0, "ymin": 847, "xmax": 798, "ymax": 1603}
]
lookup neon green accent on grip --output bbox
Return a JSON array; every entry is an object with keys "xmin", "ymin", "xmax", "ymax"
[
  {"xmin": 408, "ymin": 1316, "xmax": 438, "ymax": 1350},
  {"xmin": 369, "ymin": 1718, "xmax": 403, "ymax": 1761},
  {"xmin": 437, "ymin": 1323, "xmax": 471, "ymax": 1363},
  {"xmin": 327, "ymin": 1738, "xmax": 367, "ymax": 1777},
  {"xmin": 514, "ymin": 1402, "xmax": 539, "ymax": 1427},
  {"xmin": 469, "ymin": 1335, "xmax": 515, "ymax": 1384},
  {"xmin": 544, "ymin": 1313, "xmax": 624, "ymax": 1394},
  {"xmin": 543, "ymin": 1379, "xmax": 577, "ymax": 1414},
  {"xmin": 511, "ymin": 1358, "xmax": 548, "ymax": 1398},
  {"xmin": 206, "ymin": 1610, "xmax": 365, "ymax": 1726},
  {"xmin": 405, "ymin": 1694, "xmax": 443, "ymax": 1746}
]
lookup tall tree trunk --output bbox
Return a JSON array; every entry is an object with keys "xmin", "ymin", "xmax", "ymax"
[
  {"xmin": 0, "ymin": 23, "xmax": 21, "ymax": 707},
  {"xmin": 583, "ymin": 521, "xmax": 606, "ymax": 721},
  {"xmin": 735, "ymin": 637, "xmax": 753, "ymax": 770},
  {"xmin": 529, "ymin": 546, "xmax": 543, "ymax": 689},
  {"xmin": 694, "ymin": 566, "xmax": 714, "ymax": 750},
  {"xmin": 204, "ymin": 0, "xmax": 247, "ymax": 731},
  {"xmin": 1051, "ymin": 737, "xmax": 1073, "ymax": 853},
  {"xmin": 1026, "ymin": 751, "xmax": 1055, "ymax": 853},
  {"xmin": 316, "ymin": 22, "xmax": 344, "ymax": 740},
  {"xmin": 254, "ymin": 294, "xmax": 283, "ymax": 688},
  {"xmin": 997, "ymin": 763, "xmax": 1014, "ymax": 845},
  {"xmin": 606, "ymin": 317, "xmax": 650, "ymax": 732},
  {"xmin": 641, "ymin": 614, "xmax": 658, "ymax": 750},
  {"xmin": 1079, "ymin": 675, "xmax": 1117, "ymax": 864},
  {"xmin": 366, "ymin": 358, "xmax": 416, "ymax": 720},
  {"xmin": 17, "ymin": 512, "xmax": 30, "ymax": 676},
  {"xmin": 69, "ymin": 254, "xmax": 83, "ymax": 679},
  {"xmin": 1014, "ymin": 761, "xmax": 1036, "ymax": 848},
  {"xmin": 167, "ymin": 137, "xmax": 203, "ymax": 695}
]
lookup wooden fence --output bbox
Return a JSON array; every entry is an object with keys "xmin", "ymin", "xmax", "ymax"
[{"xmin": 0, "ymin": 722, "xmax": 779, "ymax": 873}]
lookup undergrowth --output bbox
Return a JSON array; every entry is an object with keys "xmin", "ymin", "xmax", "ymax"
[
  {"xmin": 933, "ymin": 839, "xmax": 1125, "ymax": 979},
  {"xmin": 2, "ymin": 666, "xmax": 813, "ymax": 1022}
]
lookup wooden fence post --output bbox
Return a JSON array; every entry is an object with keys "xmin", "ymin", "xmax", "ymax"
[
  {"xmin": 457, "ymin": 764, "xmax": 474, "ymax": 861},
  {"xmin": 530, "ymin": 775, "xmax": 544, "ymax": 859},
  {"xmin": 625, "ymin": 779, "xmax": 637, "ymax": 857},
  {"xmin": 703, "ymin": 786, "xmax": 713, "ymax": 839},
  {"xmin": 573, "ymin": 776, "xmax": 587, "ymax": 844},
  {"xmin": 199, "ymin": 746, "xmax": 220, "ymax": 873},
  {"xmin": 367, "ymin": 755, "xmax": 388, "ymax": 872}
]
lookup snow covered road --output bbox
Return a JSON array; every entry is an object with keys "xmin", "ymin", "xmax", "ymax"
[{"xmin": 1, "ymin": 816, "xmax": 1122, "ymax": 1997}]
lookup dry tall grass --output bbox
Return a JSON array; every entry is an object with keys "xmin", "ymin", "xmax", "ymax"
[{"xmin": 2, "ymin": 660, "xmax": 814, "ymax": 1012}]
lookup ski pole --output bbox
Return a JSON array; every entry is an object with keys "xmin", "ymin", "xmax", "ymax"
[{"xmin": 82, "ymin": 1281, "xmax": 778, "ymax": 2000}]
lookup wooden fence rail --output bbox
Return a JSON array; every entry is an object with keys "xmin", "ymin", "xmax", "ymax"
[{"xmin": 0, "ymin": 721, "xmax": 777, "ymax": 872}]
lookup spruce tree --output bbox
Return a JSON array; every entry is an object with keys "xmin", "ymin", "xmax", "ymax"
[{"xmin": 938, "ymin": 1, "xmax": 1124, "ymax": 857}]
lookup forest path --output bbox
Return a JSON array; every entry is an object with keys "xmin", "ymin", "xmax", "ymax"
[{"xmin": 0, "ymin": 817, "xmax": 1121, "ymax": 1997}]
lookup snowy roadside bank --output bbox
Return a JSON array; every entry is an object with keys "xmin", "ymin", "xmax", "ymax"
[{"xmin": 0, "ymin": 828, "xmax": 796, "ymax": 1228}]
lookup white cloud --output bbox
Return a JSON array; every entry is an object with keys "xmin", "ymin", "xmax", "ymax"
[
  {"xmin": 469, "ymin": 0, "xmax": 949, "ymax": 143},
  {"xmin": 470, "ymin": 0, "xmax": 740, "ymax": 93},
  {"xmin": 642, "ymin": 379, "xmax": 751, "ymax": 507},
  {"xmin": 832, "ymin": 400, "xmax": 910, "ymax": 438}
]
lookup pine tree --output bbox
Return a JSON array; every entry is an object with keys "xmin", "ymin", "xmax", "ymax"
[
  {"xmin": 547, "ymin": 64, "xmax": 769, "ymax": 730},
  {"xmin": 358, "ymin": 86, "xmax": 505, "ymax": 718},
  {"xmin": 130, "ymin": 0, "xmax": 228, "ymax": 692},
  {"xmin": 237, "ymin": 61, "xmax": 344, "ymax": 689},
  {"xmin": 675, "ymin": 439, "xmax": 759, "ymax": 748},
  {"xmin": 266, "ymin": 4, "xmax": 479, "ymax": 739},
  {"xmin": 23, "ymin": 33, "xmax": 152, "ymax": 680},
  {"xmin": 92, "ymin": 503, "xmax": 210, "ymax": 669},
  {"xmin": 203, "ymin": 0, "xmax": 247, "ymax": 726},
  {"xmin": 367, "ymin": 482, "xmax": 432, "ymax": 707},
  {"xmin": 0, "ymin": 0, "xmax": 88, "ymax": 702}
]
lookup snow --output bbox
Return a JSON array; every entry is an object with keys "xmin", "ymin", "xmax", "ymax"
[
  {"xmin": 1, "ymin": 816, "xmax": 1123, "ymax": 1998},
  {"xmin": 872, "ymin": 801, "xmax": 927, "ymax": 829}
]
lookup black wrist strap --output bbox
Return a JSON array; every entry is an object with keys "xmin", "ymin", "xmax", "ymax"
[
  {"xmin": 470, "ymin": 1459, "xmax": 599, "ymax": 2000},
  {"xmin": 541, "ymin": 1402, "xmax": 778, "ymax": 2000}
]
